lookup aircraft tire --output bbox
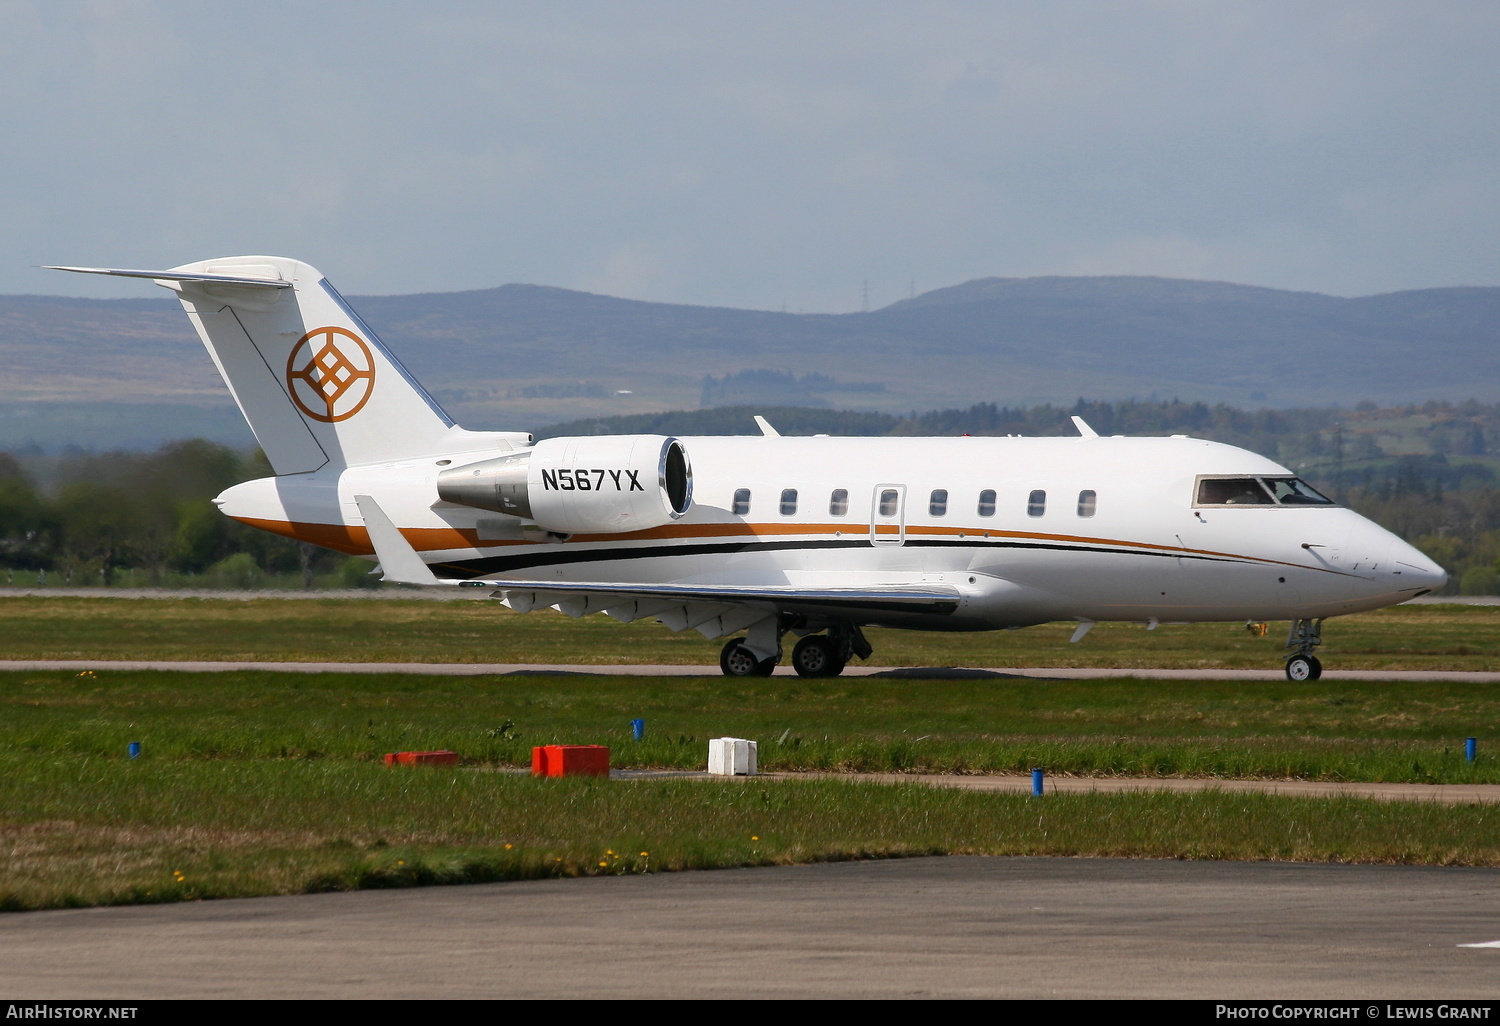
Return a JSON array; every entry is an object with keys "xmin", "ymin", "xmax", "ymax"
[
  {"xmin": 1285, "ymin": 655, "xmax": 1322, "ymax": 682},
  {"xmin": 792, "ymin": 636, "xmax": 845, "ymax": 678},
  {"xmin": 720, "ymin": 640, "xmax": 766, "ymax": 677}
]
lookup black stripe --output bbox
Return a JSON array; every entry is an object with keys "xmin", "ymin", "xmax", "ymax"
[{"xmin": 432, "ymin": 536, "xmax": 1259, "ymax": 578}]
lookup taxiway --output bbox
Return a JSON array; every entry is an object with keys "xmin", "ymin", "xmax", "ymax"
[{"xmin": 2, "ymin": 857, "xmax": 1498, "ymax": 998}]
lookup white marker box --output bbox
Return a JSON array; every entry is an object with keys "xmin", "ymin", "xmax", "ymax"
[{"xmin": 707, "ymin": 737, "xmax": 758, "ymax": 776}]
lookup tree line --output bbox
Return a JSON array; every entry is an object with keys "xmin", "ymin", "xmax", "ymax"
[
  {"xmin": 6, "ymin": 396, "xmax": 1500, "ymax": 592},
  {"xmin": 0, "ymin": 440, "xmax": 370, "ymax": 589}
]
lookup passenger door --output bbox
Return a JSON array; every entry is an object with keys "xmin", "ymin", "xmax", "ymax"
[{"xmin": 869, "ymin": 484, "xmax": 907, "ymax": 546}]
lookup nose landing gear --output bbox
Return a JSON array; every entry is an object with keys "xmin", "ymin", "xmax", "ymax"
[{"xmin": 1283, "ymin": 617, "xmax": 1325, "ymax": 681}]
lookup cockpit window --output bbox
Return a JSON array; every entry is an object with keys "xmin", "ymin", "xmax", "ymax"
[
  {"xmin": 1262, "ymin": 478, "xmax": 1335, "ymax": 505},
  {"xmin": 1197, "ymin": 478, "xmax": 1274, "ymax": 505},
  {"xmin": 1195, "ymin": 476, "xmax": 1335, "ymax": 507}
]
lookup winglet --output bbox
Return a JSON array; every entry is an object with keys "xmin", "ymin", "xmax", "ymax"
[
  {"xmin": 1070, "ymin": 416, "xmax": 1099, "ymax": 438},
  {"xmin": 753, "ymin": 415, "xmax": 781, "ymax": 438},
  {"xmin": 353, "ymin": 495, "xmax": 440, "ymax": 585}
]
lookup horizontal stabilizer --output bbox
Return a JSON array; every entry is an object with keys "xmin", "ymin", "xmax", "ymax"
[{"xmin": 45, "ymin": 266, "xmax": 291, "ymax": 289}]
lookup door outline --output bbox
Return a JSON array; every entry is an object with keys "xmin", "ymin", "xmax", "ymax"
[{"xmin": 869, "ymin": 484, "xmax": 907, "ymax": 546}]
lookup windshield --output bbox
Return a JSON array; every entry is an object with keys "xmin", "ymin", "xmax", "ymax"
[
  {"xmin": 1196, "ymin": 476, "xmax": 1335, "ymax": 507},
  {"xmin": 1261, "ymin": 478, "xmax": 1334, "ymax": 504}
]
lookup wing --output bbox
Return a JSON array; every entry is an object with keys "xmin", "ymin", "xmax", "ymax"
[
  {"xmin": 472, "ymin": 578, "xmax": 961, "ymax": 618},
  {"xmin": 355, "ymin": 494, "xmax": 960, "ymax": 639}
]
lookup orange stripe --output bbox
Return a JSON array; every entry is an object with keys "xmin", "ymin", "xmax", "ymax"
[
  {"xmin": 231, "ymin": 515, "xmax": 1321, "ymax": 573},
  {"xmin": 235, "ymin": 517, "xmax": 374, "ymax": 554}
]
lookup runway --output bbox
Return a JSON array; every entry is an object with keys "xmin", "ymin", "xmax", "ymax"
[
  {"xmin": 750, "ymin": 771, "xmax": 1500, "ymax": 805},
  {"xmin": 3, "ymin": 659, "xmax": 1499, "ymax": 682},
  {"xmin": 3, "ymin": 857, "xmax": 1499, "ymax": 998}
]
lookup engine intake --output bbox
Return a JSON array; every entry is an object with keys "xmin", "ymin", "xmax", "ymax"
[{"xmin": 437, "ymin": 435, "xmax": 693, "ymax": 535}]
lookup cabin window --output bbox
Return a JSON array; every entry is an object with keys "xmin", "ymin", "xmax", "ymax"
[
  {"xmin": 829, "ymin": 489, "xmax": 849, "ymax": 516},
  {"xmin": 1077, "ymin": 490, "xmax": 1097, "ymax": 518},
  {"xmin": 780, "ymin": 489, "xmax": 798, "ymax": 515},
  {"xmin": 977, "ymin": 489, "xmax": 997, "ymax": 517},
  {"xmin": 929, "ymin": 489, "xmax": 948, "ymax": 517},
  {"xmin": 1027, "ymin": 489, "xmax": 1046, "ymax": 517},
  {"xmin": 732, "ymin": 488, "xmax": 751, "ymax": 515},
  {"xmin": 878, "ymin": 489, "xmax": 899, "ymax": 516},
  {"xmin": 1195, "ymin": 478, "xmax": 1274, "ymax": 506}
]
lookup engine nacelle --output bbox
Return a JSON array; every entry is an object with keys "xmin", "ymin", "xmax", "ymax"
[{"xmin": 436, "ymin": 434, "xmax": 693, "ymax": 535}]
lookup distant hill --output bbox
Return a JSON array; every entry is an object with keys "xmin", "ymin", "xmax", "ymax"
[{"xmin": 2, "ymin": 274, "xmax": 1498, "ymax": 447}]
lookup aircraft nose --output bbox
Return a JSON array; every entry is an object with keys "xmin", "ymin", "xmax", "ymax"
[{"xmin": 1386, "ymin": 536, "xmax": 1448, "ymax": 593}]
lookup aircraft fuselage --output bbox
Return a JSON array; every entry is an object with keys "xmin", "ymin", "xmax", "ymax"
[{"xmin": 216, "ymin": 433, "xmax": 1444, "ymax": 632}]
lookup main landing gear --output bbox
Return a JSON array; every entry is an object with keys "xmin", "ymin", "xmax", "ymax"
[
  {"xmin": 1283, "ymin": 617, "xmax": 1325, "ymax": 681},
  {"xmin": 719, "ymin": 640, "xmax": 777, "ymax": 677},
  {"xmin": 791, "ymin": 635, "xmax": 845, "ymax": 678},
  {"xmin": 718, "ymin": 624, "xmax": 873, "ymax": 678}
]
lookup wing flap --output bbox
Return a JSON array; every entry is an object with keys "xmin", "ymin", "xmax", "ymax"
[{"xmin": 479, "ymin": 578, "xmax": 962, "ymax": 616}]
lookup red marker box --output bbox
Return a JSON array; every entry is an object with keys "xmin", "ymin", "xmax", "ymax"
[
  {"xmin": 531, "ymin": 744, "xmax": 610, "ymax": 778},
  {"xmin": 383, "ymin": 750, "xmax": 459, "ymax": 767}
]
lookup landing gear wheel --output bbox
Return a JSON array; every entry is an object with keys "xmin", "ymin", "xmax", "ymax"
[
  {"xmin": 720, "ymin": 640, "xmax": 777, "ymax": 677},
  {"xmin": 791, "ymin": 636, "xmax": 846, "ymax": 678},
  {"xmin": 1285, "ymin": 654, "xmax": 1322, "ymax": 682},
  {"xmin": 720, "ymin": 641, "xmax": 758, "ymax": 677}
]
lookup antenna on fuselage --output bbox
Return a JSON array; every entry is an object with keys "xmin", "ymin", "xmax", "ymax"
[{"xmin": 1070, "ymin": 416, "xmax": 1099, "ymax": 438}]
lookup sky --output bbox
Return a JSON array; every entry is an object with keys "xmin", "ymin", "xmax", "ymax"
[{"xmin": 3, "ymin": 1, "xmax": 1498, "ymax": 311}]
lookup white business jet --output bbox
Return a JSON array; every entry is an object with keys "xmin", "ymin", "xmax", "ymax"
[{"xmin": 50, "ymin": 256, "xmax": 1446, "ymax": 680}]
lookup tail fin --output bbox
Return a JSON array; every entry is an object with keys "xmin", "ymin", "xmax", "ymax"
[{"xmin": 50, "ymin": 256, "xmax": 454, "ymax": 473}]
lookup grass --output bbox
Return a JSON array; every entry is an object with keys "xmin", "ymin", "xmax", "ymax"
[
  {"xmin": 4, "ymin": 603, "xmax": 1500, "ymax": 911},
  {"xmin": 3, "ymin": 668, "xmax": 1500, "ymax": 781},
  {"xmin": 5, "ymin": 760, "xmax": 1500, "ymax": 911},
  {"xmin": 0, "ymin": 594, "xmax": 1498, "ymax": 670}
]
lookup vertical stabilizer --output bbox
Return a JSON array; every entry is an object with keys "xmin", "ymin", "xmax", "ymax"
[{"xmin": 159, "ymin": 256, "xmax": 453, "ymax": 473}]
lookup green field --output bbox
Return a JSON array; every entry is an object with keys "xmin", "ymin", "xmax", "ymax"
[
  {"xmin": 6, "ymin": 765, "xmax": 1499, "ymax": 911},
  {"xmin": 5, "ymin": 597, "xmax": 1500, "ymax": 910},
  {"xmin": 0, "ymin": 666, "xmax": 1498, "ymax": 909},
  {"xmin": 1, "ymin": 594, "xmax": 1497, "ymax": 670},
  {"xmin": 5, "ymin": 669, "xmax": 1496, "ymax": 781}
]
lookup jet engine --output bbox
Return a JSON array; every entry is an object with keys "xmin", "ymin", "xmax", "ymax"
[{"xmin": 436, "ymin": 435, "xmax": 693, "ymax": 535}]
